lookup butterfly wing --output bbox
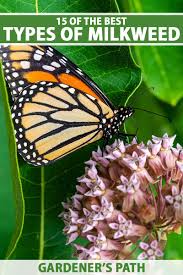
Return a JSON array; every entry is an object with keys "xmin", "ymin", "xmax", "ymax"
[
  {"xmin": 12, "ymin": 82, "xmax": 114, "ymax": 166},
  {"xmin": 0, "ymin": 45, "xmax": 113, "ymax": 108},
  {"xmin": 0, "ymin": 45, "xmax": 56, "ymax": 99},
  {"xmin": 42, "ymin": 46, "xmax": 114, "ymax": 108}
]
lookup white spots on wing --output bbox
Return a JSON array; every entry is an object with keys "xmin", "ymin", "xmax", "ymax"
[
  {"xmin": 46, "ymin": 82, "xmax": 54, "ymax": 86},
  {"xmin": 46, "ymin": 50, "xmax": 54, "ymax": 57},
  {"xmin": 87, "ymin": 94, "xmax": 95, "ymax": 101},
  {"xmin": 76, "ymin": 68, "xmax": 83, "ymax": 75},
  {"xmin": 51, "ymin": 61, "xmax": 61, "ymax": 68},
  {"xmin": 76, "ymin": 70, "xmax": 83, "ymax": 75},
  {"xmin": 36, "ymin": 49, "xmax": 44, "ymax": 55},
  {"xmin": 33, "ymin": 54, "xmax": 42, "ymax": 61},
  {"xmin": 12, "ymin": 72, "xmax": 19, "ymax": 78},
  {"xmin": 22, "ymin": 90, "xmax": 27, "ymax": 95},
  {"xmin": 33, "ymin": 50, "xmax": 44, "ymax": 61},
  {"xmin": 59, "ymin": 83, "xmax": 68, "ymax": 88},
  {"xmin": 20, "ymin": 61, "xmax": 30, "ymax": 69},
  {"xmin": 18, "ymin": 87, "xmax": 23, "ymax": 92},
  {"xmin": 59, "ymin": 58, "xmax": 66, "ymax": 65},
  {"xmin": 68, "ymin": 88, "xmax": 75, "ymax": 94},
  {"xmin": 31, "ymin": 85, "xmax": 37, "ymax": 89},
  {"xmin": 18, "ymin": 144, "xmax": 21, "ymax": 149},
  {"xmin": 18, "ymin": 97, "xmax": 24, "ymax": 102},
  {"xmin": 42, "ymin": 65, "xmax": 55, "ymax": 71}
]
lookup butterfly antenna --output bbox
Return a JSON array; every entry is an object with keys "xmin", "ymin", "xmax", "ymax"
[{"xmin": 132, "ymin": 107, "xmax": 171, "ymax": 121}]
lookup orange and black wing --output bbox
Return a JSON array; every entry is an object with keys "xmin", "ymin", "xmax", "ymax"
[
  {"xmin": 0, "ymin": 45, "xmax": 114, "ymax": 108},
  {"xmin": 12, "ymin": 81, "xmax": 114, "ymax": 166}
]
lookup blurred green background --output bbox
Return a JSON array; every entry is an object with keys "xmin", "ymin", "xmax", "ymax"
[{"xmin": 0, "ymin": 0, "xmax": 183, "ymax": 260}]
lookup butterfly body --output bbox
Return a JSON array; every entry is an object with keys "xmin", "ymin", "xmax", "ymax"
[
  {"xmin": 0, "ymin": 45, "xmax": 134, "ymax": 166},
  {"xmin": 102, "ymin": 107, "xmax": 134, "ymax": 139}
]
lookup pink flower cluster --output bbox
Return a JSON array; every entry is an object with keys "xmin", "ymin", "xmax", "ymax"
[{"xmin": 61, "ymin": 134, "xmax": 183, "ymax": 260}]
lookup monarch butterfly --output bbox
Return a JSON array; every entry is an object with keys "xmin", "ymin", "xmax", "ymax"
[{"xmin": 0, "ymin": 45, "xmax": 134, "ymax": 166}]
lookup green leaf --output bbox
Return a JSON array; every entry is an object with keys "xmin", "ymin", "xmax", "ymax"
[
  {"xmin": 1, "ymin": 1, "xmax": 139, "ymax": 260},
  {"xmin": 123, "ymin": 0, "xmax": 183, "ymax": 106},
  {"xmin": 0, "ymin": 61, "xmax": 24, "ymax": 258},
  {"xmin": 165, "ymin": 232, "xmax": 183, "ymax": 259},
  {"xmin": 125, "ymin": 82, "xmax": 175, "ymax": 140},
  {"xmin": 123, "ymin": 0, "xmax": 183, "ymax": 13},
  {"xmin": 0, "ymin": 0, "xmax": 141, "ymax": 260},
  {"xmin": 133, "ymin": 46, "xmax": 183, "ymax": 106},
  {"xmin": 56, "ymin": 46, "xmax": 141, "ymax": 104},
  {"xmin": 0, "ymin": 0, "xmax": 119, "ymax": 13},
  {"xmin": 171, "ymin": 98, "xmax": 183, "ymax": 141},
  {"xmin": 11, "ymin": 45, "xmax": 141, "ymax": 259},
  {"xmin": 12, "ymin": 150, "xmax": 91, "ymax": 259},
  {"xmin": 1, "ymin": 0, "xmax": 182, "ymax": 261}
]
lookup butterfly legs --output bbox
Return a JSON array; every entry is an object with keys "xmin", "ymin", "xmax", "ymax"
[
  {"xmin": 118, "ymin": 128, "xmax": 139, "ymax": 143},
  {"xmin": 102, "ymin": 128, "xmax": 138, "ymax": 147},
  {"xmin": 103, "ymin": 137, "xmax": 110, "ymax": 149}
]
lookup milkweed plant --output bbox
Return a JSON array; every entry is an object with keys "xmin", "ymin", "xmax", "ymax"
[{"xmin": 60, "ymin": 134, "xmax": 183, "ymax": 260}]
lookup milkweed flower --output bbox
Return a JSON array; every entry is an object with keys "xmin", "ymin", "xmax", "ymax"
[
  {"xmin": 138, "ymin": 240, "xmax": 164, "ymax": 260},
  {"xmin": 60, "ymin": 134, "xmax": 183, "ymax": 260}
]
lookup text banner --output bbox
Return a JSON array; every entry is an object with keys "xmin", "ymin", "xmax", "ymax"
[
  {"xmin": 0, "ymin": 13, "xmax": 183, "ymax": 45},
  {"xmin": 0, "ymin": 260, "xmax": 183, "ymax": 275}
]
